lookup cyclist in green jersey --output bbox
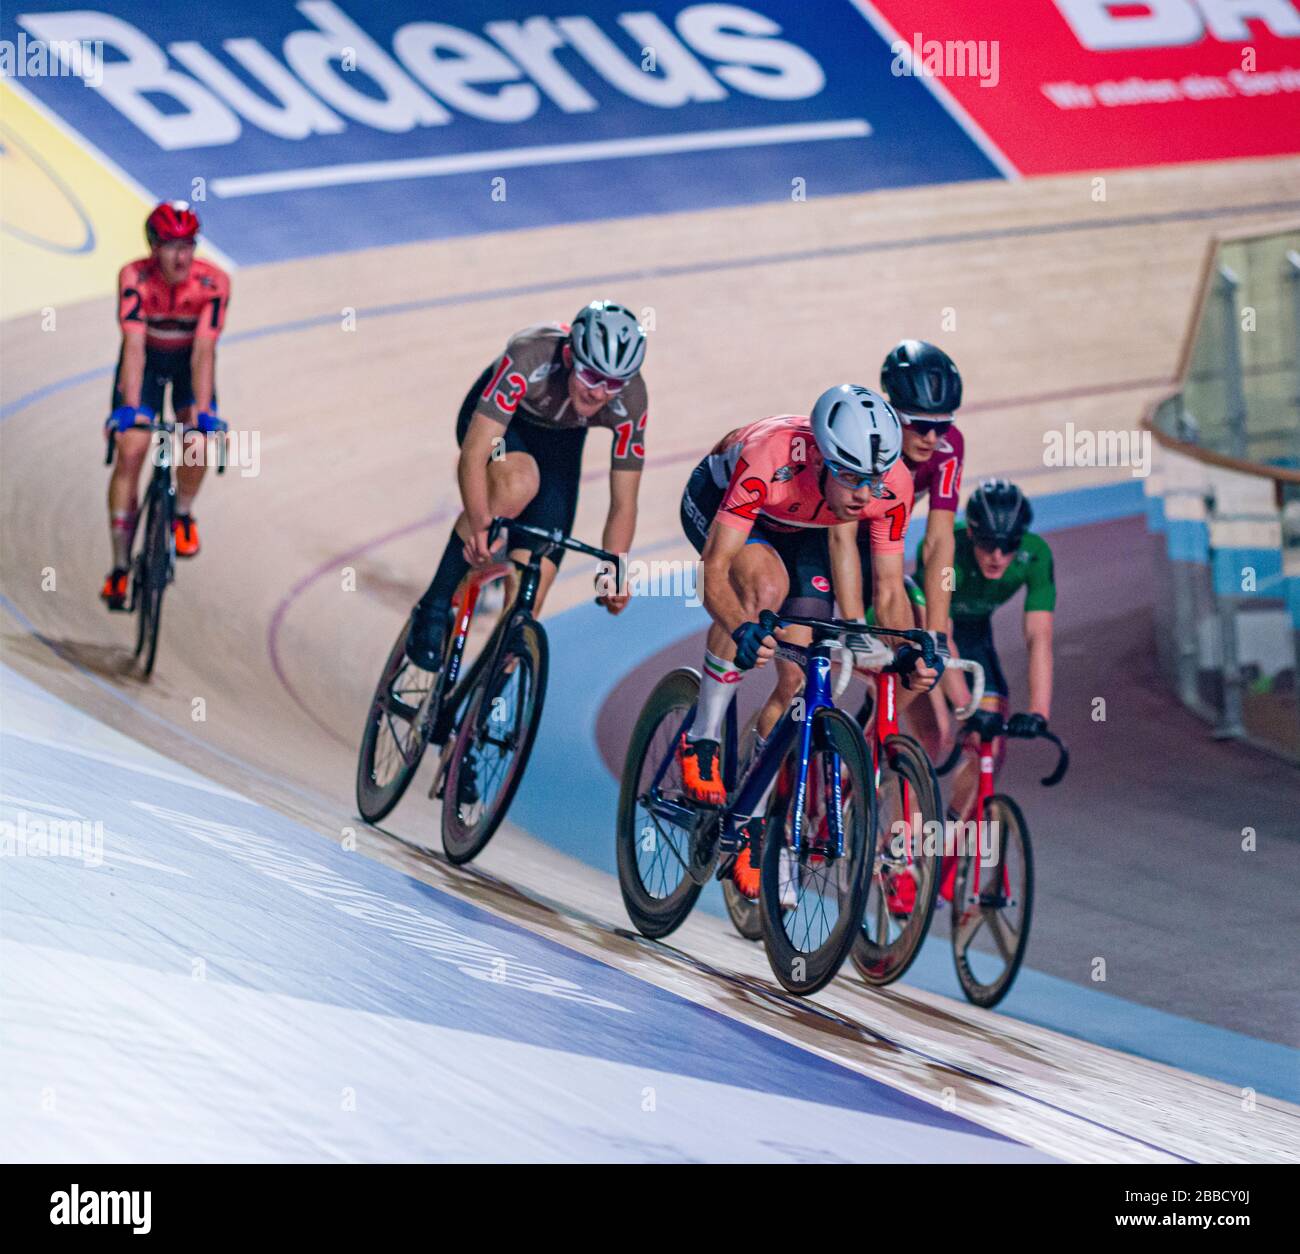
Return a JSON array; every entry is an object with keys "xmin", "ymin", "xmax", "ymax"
[{"xmin": 915, "ymin": 479, "xmax": 1056, "ymax": 819}]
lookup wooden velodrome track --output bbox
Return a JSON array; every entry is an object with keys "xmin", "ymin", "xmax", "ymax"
[{"xmin": 3, "ymin": 155, "xmax": 1299, "ymax": 1161}]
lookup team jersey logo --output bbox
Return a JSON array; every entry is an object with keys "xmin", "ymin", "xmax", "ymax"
[
  {"xmin": 528, "ymin": 361, "xmax": 562, "ymax": 383},
  {"xmin": 772, "ymin": 464, "xmax": 803, "ymax": 483},
  {"xmin": 811, "ymin": 575, "xmax": 831, "ymax": 592}
]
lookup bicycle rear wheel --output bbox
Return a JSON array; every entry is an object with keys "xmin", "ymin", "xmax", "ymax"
[
  {"xmin": 355, "ymin": 615, "xmax": 441, "ymax": 822},
  {"xmin": 951, "ymin": 794, "xmax": 1033, "ymax": 1008},
  {"xmin": 759, "ymin": 707, "xmax": 873, "ymax": 995},
  {"xmin": 441, "ymin": 617, "xmax": 548, "ymax": 864},
  {"xmin": 851, "ymin": 733, "xmax": 942, "ymax": 986},
  {"xmin": 616, "ymin": 668, "xmax": 710, "ymax": 939}
]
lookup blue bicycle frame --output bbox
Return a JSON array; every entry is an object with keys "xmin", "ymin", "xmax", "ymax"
[{"xmin": 643, "ymin": 636, "xmax": 846, "ymax": 860}]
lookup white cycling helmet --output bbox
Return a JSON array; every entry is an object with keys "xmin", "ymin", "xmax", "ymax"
[
  {"xmin": 569, "ymin": 300, "xmax": 647, "ymax": 381},
  {"xmin": 810, "ymin": 384, "xmax": 902, "ymax": 493}
]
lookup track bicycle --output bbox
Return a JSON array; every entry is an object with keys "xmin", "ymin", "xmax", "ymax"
[
  {"xmin": 356, "ymin": 519, "xmax": 618, "ymax": 865},
  {"xmin": 104, "ymin": 409, "xmax": 226, "ymax": 678},
  {"xmin": 933, "ymin": 705, "xmax": 1069, "ymax": 1006},
  {"xmin": 618, "ymin": 609, "xmax": 939, "ymax": 995}
]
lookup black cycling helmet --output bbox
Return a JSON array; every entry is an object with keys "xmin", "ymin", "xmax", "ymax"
[
  {"xmin": 966, "ymin": 478, "xmax": 1032, "ymax": 550},
  {"xmin": 880, "ymin": 340, "xmax": 962, "ymax": 415}
]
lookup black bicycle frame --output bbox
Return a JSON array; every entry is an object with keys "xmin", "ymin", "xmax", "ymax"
[{"xmin": 430, "ymin": 519, "xmax": 618, "ymax": 745}]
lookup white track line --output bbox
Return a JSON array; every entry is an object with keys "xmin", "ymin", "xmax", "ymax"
[{"xmin": 210, "ymin": 120, "xmax": 873, "ymax": 197}]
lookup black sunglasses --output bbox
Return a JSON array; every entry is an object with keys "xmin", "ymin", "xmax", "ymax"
[
  {"xmin": 902, "ymin": 417, "xmax": 953, "ymax": 437},
  {"xmin": 973, "ymin": 535, "xmax": 1021, "ymax": 554}
]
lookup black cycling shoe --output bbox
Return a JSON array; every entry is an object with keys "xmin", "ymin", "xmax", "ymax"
[{"xmin": 405, "ymin": 604, "xmax": 449, "ymax": 671}]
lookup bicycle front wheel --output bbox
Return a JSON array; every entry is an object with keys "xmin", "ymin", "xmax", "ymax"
[
  {"xmin": 355, "ymin": 616, "xmax": 441, "ymax": 823},
  {"xmin": 134, "ymin": 491, "xmax": 170, "ymax": 677},
  {"xmin": 616, "ymin": 668, "xmax": 709, "ymax": 939},
  {"xmin": 759, "ymin": 707, "xmax": 873, "ymax": 995},
  {"xmin": 951, "ymin": 793, "xmax": 1034, "ymax": 1008},
  {"xmin": 441, "ymin": 618, "xmax": 548, "ymax": 864},
  {"xmin": 851, "ymin": 733, "xmax": 942, "ymax": 986}
]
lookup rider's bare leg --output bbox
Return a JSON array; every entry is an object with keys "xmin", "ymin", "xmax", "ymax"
[
  {"xmin": 106, "ymin": 429, "xmax": 151, "ymax": 567},
  {"xmin": 694, "ymin": 543, "xmax": 789, "ymax": 743},
  {"xmin": 757, "ymin": 626, "xmax": 811, "ymax": 739},
  {"xmin": 173, "ymin": 410, "xmax": 209, "ymax": 515}
]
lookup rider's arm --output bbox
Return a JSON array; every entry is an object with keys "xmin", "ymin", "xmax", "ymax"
[
  {"xmin": 190, "ymin": 266, "xmax": 228, "ymax": 416},
  {"xmin": 189, "ymin": 336, "xmax": 216, "ymax": 416},
  {"xmin": 457, "ymin": 413, "xmax": 501, "ymax": 536},
  {"xmin": 920, "ymin": 508, "xmax": 956, "ymax": 633},
  {"xmin": 115, "ymin": 266, "xmax": 146, "ymax": 409},
  {"xmin": 117, "ymin": 337, "xmax": 146, "ymax": 410},
  {"xmin": 599, "ymin": 468, "xmax": 640, "ymax": 613},
  {"xmin": 939, "ymin": 617, "xmax": 972, "ymax": 706},
  {"xmin": 828, "ymin": 522, "xmax": 865, "ymax": 620},
  {"xmin": 1021, "ymin": 534, "xmax": 1056, "ymax": 719},
  {"xmin": 1024, "ymin": 611, "xmax": 1053, "ymax": 719},
  {"xmin": 869, "ymin": 551, "xmax": 912, "ymax": 632},
  {"xmin": 603, "ymin": 467, "xmax": 639, "ymax": 556}
]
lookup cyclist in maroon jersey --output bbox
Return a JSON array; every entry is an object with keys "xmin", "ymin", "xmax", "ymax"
[
  {"xmin": 845, "ymin": 340, "xmax": 965, "ymax": 754},
  {"xmin": 101, "ymin": 201, "xmax": 230, "ymax": 609}
]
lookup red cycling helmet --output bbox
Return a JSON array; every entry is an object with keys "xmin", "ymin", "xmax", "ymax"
[{"xmin": 145, "ymin": 200, "xmax": 200, "ymax": 247}]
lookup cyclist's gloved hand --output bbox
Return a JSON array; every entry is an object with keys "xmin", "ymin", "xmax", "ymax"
[
  {"xmin": 105, "ymin": 405, "xmax": 151, "ymax": 436},
  {"xmin": 731, "ymin": 620, "xmax": 775, "ymax": 671},
  {"xmin": 195, "ymin": 410, "xmax": 227, "ymax": 435},
  {"xmin": 893, "ymin": 643, "xmax": 945, "ymax": 688},
  {"xmin": 1007, "ymin": 712, "xmax": 1047, "ymax": 738},
  {"xmin": 965, "ymin": 707, "xmax": 1005, "ymax": 740}
]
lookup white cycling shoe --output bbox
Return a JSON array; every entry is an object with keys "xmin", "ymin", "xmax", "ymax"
[{"xmin": 779, "ymin": 848, "xmax": 799, "ymax": 910}]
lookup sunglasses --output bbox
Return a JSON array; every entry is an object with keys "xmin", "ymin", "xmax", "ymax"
[
  {"xmin": 574, "ymin": 363, "xmax": 626, "ymax": 393},
  {"xmin": 973, "ymin": 536, "xmax": 1021, "ymax": 555},
  {"xmin": 826, "ymin": 462, "xmax": 889, "ymax": 496},
  {"xmin": 901, "ymin": 416, "xmax": 953, "ymax": 437}
]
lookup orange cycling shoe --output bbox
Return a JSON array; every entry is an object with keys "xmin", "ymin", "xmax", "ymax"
[
  {"xmin": 173, "ymin": 513, "xmax": 200, "ymax": 558},
  {"xmin": 731, "ymin": 817, "xmax": 765, "ymax": 899},
  {"xmin": 100, "ymin": 567, "xmax": 129, "ymax": 611},
  {"xmin": 677, "ymin": 734, "xmax": 726, "ymax": 806}
]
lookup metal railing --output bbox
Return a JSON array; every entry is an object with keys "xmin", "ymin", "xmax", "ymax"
[{"xmin": 1144, "ymin": 224, "xmax": 1300, "ymax": 761}]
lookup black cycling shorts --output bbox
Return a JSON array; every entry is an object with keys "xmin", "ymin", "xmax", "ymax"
[
  {"xmin": 680, "ymin": 457, "xmax": 832, "ymax": 617},
  {"xmin": 457, "ymin": 363, "xmax": 588, "ymax": 568},
  {"xmin": 952, "ymin": 616, "xmax": 1008, "ymax": 698},
  {"xmin": 111, "ymin": 345, "xmax": 215, "ymax": 418}
]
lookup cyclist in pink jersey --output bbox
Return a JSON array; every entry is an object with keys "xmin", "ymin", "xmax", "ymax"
[
  {"xmin": 101, "ymin": 201, "xmax": 230, "ymax": 609},
  {"xmin": 677, "ymin": 386, "xmax": 942, "ymax": 806}
]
